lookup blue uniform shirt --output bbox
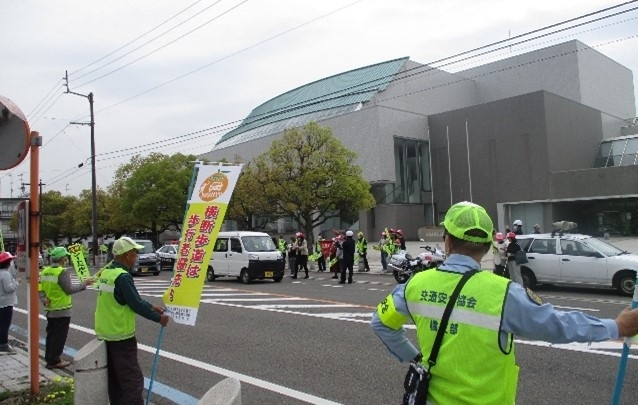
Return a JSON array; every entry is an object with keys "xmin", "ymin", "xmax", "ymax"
[{"xmin": 371, "ymin": 253, "xmax": 619, "ymax": 362}]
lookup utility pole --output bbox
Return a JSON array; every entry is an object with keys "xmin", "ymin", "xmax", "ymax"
[{"xmin": 64, "ymin": 70, "xmax": 98, "ymax": 266}]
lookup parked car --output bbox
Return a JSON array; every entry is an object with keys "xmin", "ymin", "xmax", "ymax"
[
  {"xmin": 206, "ymin": 231, "xmax": 284, "ymax": 284},
  {"xmin": 516, "ymin": 233, "xmax": 638, "ymax": 295},
  {"xmin": 128, "ymin": 239, "xmax": 160, "ymax": 276},
  {"xmin": 156, "ymin": 244, "xmax": 178, "ymax": 271}
]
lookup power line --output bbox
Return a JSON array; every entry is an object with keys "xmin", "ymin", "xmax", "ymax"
[
  {"xmin": 92, "ymin": 0, "xmax": 367, "ymax": 114},
  {"xmin": 15, "ymin": 1, "xmax": 638, "ymax": 193},
  {"xmin": 70, "ymin": 0, "xmax": 208, "ymax": 76},
  {"xmin": 73, "ymin": 0, "xmax": 230, "ymax": 84}
]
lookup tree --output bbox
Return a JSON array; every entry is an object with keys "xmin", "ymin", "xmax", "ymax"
[
  {"xmin": 114, "ymin": 153, "xmax": 197, "ymax": 246},
  {"xmin": 253, "ymin": 122, "xmax": 375, "ymax": 246},
  {"xmin": 40, "ymin": 191, "xmax": 77, "ymax": 245},
  {"xmin": 59, "ymin": 189, "xmax": 109, "ymax": 244},
  {"xmin": 227, "ymin": 163, "xmax": 273, "ymax": 230}
]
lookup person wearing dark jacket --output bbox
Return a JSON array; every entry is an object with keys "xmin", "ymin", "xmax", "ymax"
[
  {"xmin": 95, "ymin": 237, "xmax": 170, "ymax": 405},
  {"xmin": 340, "ymin": 230, "xmax": 356, "ymax": 284},
  {"xmin": 506, "ymin": 232, "xmax": 524, "ymax": 285}
]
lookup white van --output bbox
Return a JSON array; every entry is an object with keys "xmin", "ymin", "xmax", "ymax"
[{"xmin": 206, "ymin": 231, "xmax": 285, "ymax": 283}]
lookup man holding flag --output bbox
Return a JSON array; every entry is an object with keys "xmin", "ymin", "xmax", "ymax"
[{"xmin": 95, "ymin": 236, "xmax": 169, "ymax": 405}]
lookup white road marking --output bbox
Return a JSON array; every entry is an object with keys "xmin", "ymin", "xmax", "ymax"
[
  {"xmin": 201, "ymin": 297, "xmax": 309, "ymax": 302},
  {"xmin": 252, "ymin": 304, "xmax": 359, "ymax": 309},
  {"xmin": 12, "ymin": 308, "xmax": 342, "ymax": 405},
  {"xmin": 553, "ymin": 305, "xmax": 600, "ymax": 312}
]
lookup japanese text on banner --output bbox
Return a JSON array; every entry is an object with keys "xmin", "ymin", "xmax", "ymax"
[
  {"xmin": 68, "ymin": 243, "xmax": 91, "ymax": 282},
  {"xmin": 162, "ymin": 164, "xmax": 242, "ymax": 326}
]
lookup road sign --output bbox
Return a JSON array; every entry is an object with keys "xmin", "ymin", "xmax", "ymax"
[{"xmin": 15, "ymin": 200, "xmax": 29, "ymax": 275}]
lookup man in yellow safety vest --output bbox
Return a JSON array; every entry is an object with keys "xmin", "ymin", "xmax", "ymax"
[
  {"xmin": 39, "ymin": 246, "xmax": 94, "ymax": 369},
  {"xmin": 371, "ymin": 201, "xmax": 638, "ymax": 404}
]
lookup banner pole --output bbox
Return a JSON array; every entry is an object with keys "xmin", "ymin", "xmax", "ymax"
[
  {"xmin": 610, "ymin": 275, "xmax": 638, "ymax": 405},
  {"xmin": 145, "ymin": 325, "xmax": 165, "ymax": 405}
]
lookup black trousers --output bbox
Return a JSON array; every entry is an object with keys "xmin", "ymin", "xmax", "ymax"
[
  {"xmin": 295, "ymin": 255, "xmax": 309, "ymax": 277},
  {"xmin": 359, "ymin": 253, "xmax": 370, "ymax": 271},
  {"xmin": 106, "ymin": 337, "xmax": 144, "ymax": 405},
  {"xmin": 317, "ymin": 256, "xmax": 326, "ymax": 272},
  {"xmin": 341, "ymin": 258, "xmax": 354, "ymax": 282},
  {"xmin": 45, "ymin": 316, "xmax": 70, "ymax": 365},
  {"xmin": 0, "ymin": 306, "xmax": 13, "ymax": 345}
]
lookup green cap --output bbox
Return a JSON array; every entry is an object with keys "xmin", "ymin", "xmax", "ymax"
[
  {"xmin": 440, "ymin": 201, "xmax": 493, "ymax": 243},
  {"xmin": 112, "ymin": 236, "xmax": 144, "ymax": 255},
  {"xmin": 50, "ymin": 247, "xmax": 69, "ymax": 259}
]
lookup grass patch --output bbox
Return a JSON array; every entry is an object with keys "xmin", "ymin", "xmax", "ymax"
[{"xmin": 0, "ymin": 376, "xmax": 74, "ymax": 404}]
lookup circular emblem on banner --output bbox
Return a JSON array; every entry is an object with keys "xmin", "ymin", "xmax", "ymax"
[{"xmin": 199, "ymin": 172, "xmax": 229, "ymax": 201}]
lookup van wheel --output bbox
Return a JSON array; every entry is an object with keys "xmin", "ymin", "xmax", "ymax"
[
  {"xmin": 240, "ymin": 269, "xmax": 252, "ymax": 284},
  {"xmin": 273, "ymin": 276, "xmax": 283, "ymax": 282},
  {"xmin": 206, "ymin": 266, "xmax": 215, "ymax": 282}
]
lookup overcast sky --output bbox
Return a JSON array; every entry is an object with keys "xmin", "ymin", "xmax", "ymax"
[{"xmin": 1, "ymin": 0, "xmax": 637, "ymax": 198}]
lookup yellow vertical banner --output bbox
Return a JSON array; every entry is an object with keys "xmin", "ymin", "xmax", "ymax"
[
  {"xmin": 162, "ymin": 164, "xmax": 243, "ymax": 325},
  {"xmin": 67, "ymin": 243, "xmax": 91, "ymax": 282}
]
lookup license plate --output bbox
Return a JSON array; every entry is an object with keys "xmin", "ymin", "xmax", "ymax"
[
  {"xmin": 141, "ymin": 267, "xmax": 148, "ymax": 273},
  {"xmin": 264, "ymin": 271, "xmax": 273, "ymax": 277}
]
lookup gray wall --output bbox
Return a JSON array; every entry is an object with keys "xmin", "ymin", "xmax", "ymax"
[
  {"xmin": 543, "ymin": 92, "xmax": 605, "ymax": 172},
  {"xmin": 373, "ymin": 60, "xmax": 478, "ymax": 116},
  {"xmin": 551, "ymin": 166, "xmax": 638, "ymax": 200},
  {"xmin": 457, "ymin": 40, "xmax": 635, "ymax": 119},
  {"xmin": 428, "ymin": 91, "xmax": 551, "ymax": 220},
  {"xmin": 576, "ymin": 42, "xmax": 636, "ymax": 119}
]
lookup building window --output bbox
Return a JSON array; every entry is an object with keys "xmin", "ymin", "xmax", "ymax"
[
  {"xmin": 388, "ymin": 138, "xmax": 432, "ymax": 204},
  {"xmin": 593, "ymin": 136, "xmax": 638, "ymax": 168}
]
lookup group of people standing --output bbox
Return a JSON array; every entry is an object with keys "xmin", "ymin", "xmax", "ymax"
[
  {"xmin": 0, "ymin": 237, "xmax": 169, "ymax": 405},
  {"xmin": 378, "ymin": 228, "xmax": 406, "ymax": 272},
  {"xmin": 277, "ymin": 230, "xmax": 373, "ymax": 283},
  {"xmin": 492, "ymin": 219, "xmax": 540, "ymax": 286}
]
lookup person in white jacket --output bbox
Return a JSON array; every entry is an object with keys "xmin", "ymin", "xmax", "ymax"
[{"xmin": 0, "ymin": 252, "xmax": 20, "ymax": 355}]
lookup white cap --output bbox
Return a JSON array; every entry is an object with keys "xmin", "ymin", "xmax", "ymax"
[
  {"xmin": 112, "ymin": 237, "xmax": 144, "ymax": 255},
  {"xmin": 345, "ymin": 230, "xmax": 353, "ymax": 236},
  {"xmin": 513, "ymin": 219, "xmax": 522, "ymax": 226}
]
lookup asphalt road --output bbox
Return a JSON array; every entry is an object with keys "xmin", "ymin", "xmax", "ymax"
[{"xmin": 9, "ymin": 271, "xmax": 638, "ymax": 404}]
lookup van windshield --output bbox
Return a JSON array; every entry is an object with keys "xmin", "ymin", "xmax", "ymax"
[{"xmin": 242, "ymin": 236, "xmax": 277, "ymax": 252}]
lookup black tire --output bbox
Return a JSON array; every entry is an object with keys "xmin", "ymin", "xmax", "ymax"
[
  {"xmin": 206, "ymin": 266, "xmax": 215, "ymax": 282},
  {"xmin": 393, "ymin": 270, "xmax": 410, "ymax": 284},
  {"xmin": 520, "ymin": 267, "xmax": 537, "ymax": 289},
  {"xmin": 273, "ymin": 276, "xmax": 283, "ymax": 282},
  {"xmin": 617, "ymin": 271, "xmax": 636, "ymax": 296},
  {"xmin": 240, "ymin": 269, "xmax": 252, "ymax": 284}
]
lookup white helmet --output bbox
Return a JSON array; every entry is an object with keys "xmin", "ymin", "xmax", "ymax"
[
  {"xmin": 345, "ymin": 230, "xmax": 353, "ymax": 237},
  {"xmin": 513, "ymin": 219, "xmax": 522, "ymax": 226}
]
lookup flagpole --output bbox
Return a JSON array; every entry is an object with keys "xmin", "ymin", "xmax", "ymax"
[
  {"xmin": 145, "ymin": 325, "xmax": 165, "ymax": 405},
  {"xmin": 611, "ymin": 276, "xmax": 638, "ymax": 405}
]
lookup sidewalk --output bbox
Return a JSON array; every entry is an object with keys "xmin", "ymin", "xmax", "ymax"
[{"xmin": 0, "ymin": 337, "xmax": 66, "ymax": 395}]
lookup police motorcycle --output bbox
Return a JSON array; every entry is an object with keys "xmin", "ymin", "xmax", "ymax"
[{"xmin": 388, "ymin": 244, "xmax": 445, "ymax": 284}]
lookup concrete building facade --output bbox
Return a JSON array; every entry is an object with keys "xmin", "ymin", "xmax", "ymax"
[{"xmin": 200, "ymin": 40, "xmax": 638, "ymax": 240}]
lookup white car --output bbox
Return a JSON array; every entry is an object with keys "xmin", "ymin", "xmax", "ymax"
[
  {"xmin": 156, "ymin": 244, "xmax": 178, "ymax": 271},
  {"xmin": 516, "ymin": 233, "xmax": 638, "ymax": 296}
]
